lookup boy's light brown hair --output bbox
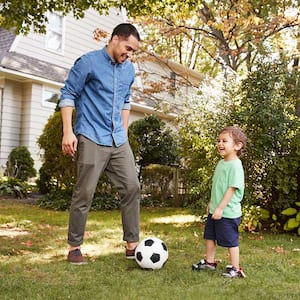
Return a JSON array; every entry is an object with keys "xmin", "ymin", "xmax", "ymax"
[{"xmin": 219, "ymin": 126, "xmax": 247, "ymax": 157}]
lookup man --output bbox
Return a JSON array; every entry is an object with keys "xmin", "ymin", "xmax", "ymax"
[{"xmin": 59, "ymin": 23, "xmax": 141, "ymax": 264}]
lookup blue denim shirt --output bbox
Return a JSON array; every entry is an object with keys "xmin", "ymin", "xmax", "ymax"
[{"xmin": 59, "ymin": 47, "xmax": 135, "ymax": 147}]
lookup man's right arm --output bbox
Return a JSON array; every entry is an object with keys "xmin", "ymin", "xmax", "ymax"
[{"xmin": 61, "ymin": 106, "xmax": 77, "ymax": 157}]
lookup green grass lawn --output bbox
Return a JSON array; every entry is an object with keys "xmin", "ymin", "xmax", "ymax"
[{"xmin": 0, "ymin": 199, "xmax": 299, "ymax": 300}]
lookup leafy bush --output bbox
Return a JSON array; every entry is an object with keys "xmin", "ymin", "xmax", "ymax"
[
  {"xmin": 140, "ymin": 164, "xmax": 174, "ymax": 206},
  {"xmin": 91, "ymin": 193, "xmax": 119, "ymax": 210},
  {"xmin": 281, "ymin": 202, "xmax": 300, "ymax": 235},
  {"xmin": 129, "ymin": 115, "xmax": 179, "ymax": 180},
  {"xmin": 37, "ymin": 189, "xmax": 72, "ymax": 210},
  {"xmin": 0, "ymin": 177, "xmax": 29, "ymax": 198},
  {"xmin": 240, "ymin": 205, "xmax": 270, "ymax": 232},
  {"xmin": 5, "ymin": 146, "xmax": 36, "ymax": 182},
  {"xmin": 231, "ymin": 61, "xmax": 300, "ymax": 212},
  {"xmin": 37, "ymin": 111, "xmax": 76, "ymax": 193},
  {"xmin": 37, "ymin": 189, "xmax": 119, "ymax": 211}
]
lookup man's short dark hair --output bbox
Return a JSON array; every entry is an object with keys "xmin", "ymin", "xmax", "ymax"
[{"xmin": 111, "ymin": 23, "xmax": 141, "ymax": 41}]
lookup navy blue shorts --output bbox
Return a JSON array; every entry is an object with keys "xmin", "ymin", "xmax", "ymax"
[{"xmin": 204, "ymin": 214, "xmax": 241, "ymax": 248}]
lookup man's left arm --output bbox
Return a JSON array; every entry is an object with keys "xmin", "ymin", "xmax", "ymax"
[{"xmin": 121, "ymin": 109, "xmax": 130, "ymax": 135}]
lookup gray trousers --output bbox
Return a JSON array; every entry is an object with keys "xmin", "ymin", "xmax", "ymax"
[{"xmin": 68, "ymin": 135, "xmax": 140, "ymax": 247}]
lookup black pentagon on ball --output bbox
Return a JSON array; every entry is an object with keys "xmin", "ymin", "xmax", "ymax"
[
  {"xmin": 136, "ymin": 251, "xmax": 143, "ymax": 262},
  {"xmin": 150, "ymin": 253, "xmax": 160, "ymax": 263},
  {"xmin": 162, "ymin": 242, "xmax": 167, "ymax": 251},
  {"xmin": 144, "ymin": 239, "xmax": 154, "ymax": 247}
]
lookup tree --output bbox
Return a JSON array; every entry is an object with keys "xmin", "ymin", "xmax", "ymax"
[
  {"xmin": 231, "ymin": 60, "xmax": 300, "ymax": 212},
  {"xmin": 129, "ymin": 115, "xmax": 179, "ymax": 179},
  {"xmin": 130, "ymin": 1, "xmax": 300, "ymax": 74},
  {"xmin": 0, "ymin": 0, "xmax": 114, "ymax": 34},
  {"xmin": 2, "ymin": 1, "xmax": 299, "ymax": 74}
]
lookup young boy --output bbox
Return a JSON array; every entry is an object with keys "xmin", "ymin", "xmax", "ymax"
[{"xmin": 192, "ymin": 126, "xmax": 247, "ymax": 278}]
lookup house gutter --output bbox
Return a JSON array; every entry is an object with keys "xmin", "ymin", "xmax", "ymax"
[
  {"xmin": 130, "ymin": 102, "xmax": 177, "ymax": 121},
  {"xmin": 0, "ymin": 87, "xmax": 3, "ymax": 159},
  {"xmin": 0, "ymin": 67, "xmax": 64, "ymax": 87}
]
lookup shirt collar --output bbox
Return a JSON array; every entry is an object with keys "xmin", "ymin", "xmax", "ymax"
[{"xmin": 101, "ymin": 46, "xmax": 117, "ymax": 65}]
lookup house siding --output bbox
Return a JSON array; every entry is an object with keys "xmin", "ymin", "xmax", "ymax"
[
  {"xmin": 11, "ymin": 8, "xmax": 125, "ymax": 71},
  {"xmin": 0, "ymin": 80, "xmax": 22, "ymax": 171}
]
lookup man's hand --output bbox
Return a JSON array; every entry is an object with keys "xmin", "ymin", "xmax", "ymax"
[{"xmin": 62, "ymin": 132, "xmax": 78, "ymax": 157}]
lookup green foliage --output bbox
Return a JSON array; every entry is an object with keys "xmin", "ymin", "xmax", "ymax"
[
  {"xmin": 240, "ymin": 205, "xmax": 270, "ymax": 232},
  {"xmin": 91, "ymin": 193, "xmax": 120, "ymax": 210},
  {"xmin": 0, "ymin": 177, "xmax": 28, "ymax": 198},
  {"xmin": 37, "ymin": 189, "xmax": 72, "ymax": 210},
  {"xmin": 140, "ymin": 164, "xmax": 174, "ymax": 207},
  {"xmin": 177, "ymin": 77, "xmax": 233, "ymax": 204},
  {"xmin": 37, "ymin": 111, "xmax": 76, "ymax": 193},
  {"xmin": 37, "ymin": 189, "xmax": 119, "ymax": 211},
  {"xmin": 282, "ymin": 202, "xmax": 300, "ymax": 235},
  {"xmin": 231, "ymin": 61, "xmax": 300, "ymax": 212},
  {"xmin": 0, "ymin": 0, "xmax": 114, "ymax": 34},
  {"xmin": 129, "ymin": 115, "xmax": 179, "ymax": 178},
  {"xmin": 5, "ymin": 146, "xmax": 37, "ymax": 182}
]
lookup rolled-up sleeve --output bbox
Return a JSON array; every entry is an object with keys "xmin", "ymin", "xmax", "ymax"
[
  {"xmin": 59, "ymin": 98, "xmax": 75, "ymax": 108},
  {"xmin": 122, "ymin": 102, "xmax": 131, "ymax": 110}
]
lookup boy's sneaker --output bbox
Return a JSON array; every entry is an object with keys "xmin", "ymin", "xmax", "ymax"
[
  {"xmin": 192, "ymin": 259, "xmax": 217, "ymax": 271},
  {"xmin": 222, "ymin": 265, "xmax": 246, "ymax": 278},
  {"xmin": 67, "ymin": 248, "xmax": 86, "ymax": 265}
]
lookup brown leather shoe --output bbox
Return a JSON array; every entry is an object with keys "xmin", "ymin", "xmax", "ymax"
[
  {"xmin": 125, "ymin": 247, "xmax": 136, "ymax": 259},
  {"xmin": 67, "ymin": 248, "xmax": 87, "ymax": 265}
]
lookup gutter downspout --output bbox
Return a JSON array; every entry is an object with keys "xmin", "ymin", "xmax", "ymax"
[{"xmin": 0, "ymin": 87, "xmax": 4, "ymax": 175}]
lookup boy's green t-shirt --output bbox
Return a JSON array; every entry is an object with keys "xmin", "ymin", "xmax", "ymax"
[{"xmin": 209, "ymin": 159, "xmax": 245, "ymax": 218}]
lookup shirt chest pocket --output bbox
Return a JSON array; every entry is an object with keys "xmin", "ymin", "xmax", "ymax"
[{"xmin": 118, "ymin": 76, "xmax": 132, "ymax": 94}]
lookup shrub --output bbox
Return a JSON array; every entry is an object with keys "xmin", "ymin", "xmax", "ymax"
[
  {"xmin": 37, "ymin": 189, "xmax": 72, "ymax": 210},
  {"xmin": 37, "ymin": 189, "xmax": 119, "ymax": 211},
  {"xmin": 37, "ymin": 111, "xmax": 76, "ymax": 193},
  {"xmin": 91, "ymin": 193, "xmax": 119, "ymax": 210},
  {"xmin": 0, "ymin": 177, "xmax": 29, "ymax": 198},
  {"xmin": 281, "ymin": 202, "xmax": 300, "ymax": 235},
  {"xmin": 141, "ymin": 164, "xmax": 174, "ymax": 206},
  {"xmin": 240, "ymin": 205, "xmax": 270, "ymax": 232},
  {"xmin": 5, "ymin": 146, "xmax": 36, "ymax": 182}
]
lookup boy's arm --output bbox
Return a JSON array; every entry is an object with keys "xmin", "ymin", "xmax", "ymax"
[{"xmin": 212, "ymin": 187, "xmax": 236, "ymax": 220}]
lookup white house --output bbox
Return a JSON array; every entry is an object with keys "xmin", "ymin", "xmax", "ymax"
[{"xmin": 0, "ymin": 8, "xmax": 201, "ymax": 175}]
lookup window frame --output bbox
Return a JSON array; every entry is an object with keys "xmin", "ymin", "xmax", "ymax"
[
  {"xmin": 45, "ymin": 12, "xmax": 65, "ymax": 54},
  {"xmin": 42, "ymin": 86, "xmax": 60, "ymax": 108}
]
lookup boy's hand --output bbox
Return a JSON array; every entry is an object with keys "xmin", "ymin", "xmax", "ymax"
[{"xmin": 212, "ymin": 207, "xmax": 223, "ymax": 220}]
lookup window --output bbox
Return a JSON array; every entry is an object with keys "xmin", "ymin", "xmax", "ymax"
[
  {"xmin": 45, "ymin": 13, "xmax": 64, "ymax": 53},
  {"xmin": 42, "ymin": 87, "xmax": 60, "ymax": 108}
]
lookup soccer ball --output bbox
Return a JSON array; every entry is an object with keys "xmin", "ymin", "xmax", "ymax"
[{"xmin": 135, "ymin": 237, "xmax": 168, "ymax": 270}]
